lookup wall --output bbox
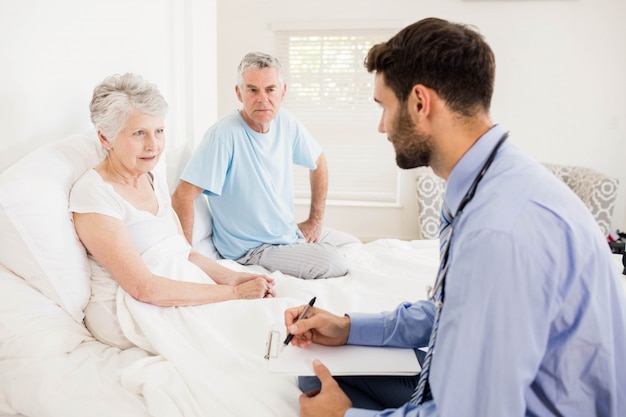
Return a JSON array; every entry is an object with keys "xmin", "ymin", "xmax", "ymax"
[
  {"xmin": 0, "ymin": 0, "xmax": 217, "ymax": 191},
  {"xmin": 0, "ymin": 0, "xmax": 624, "ymax": 242},
  {"xmin": 216, "ymin": 0, "xmax": 626, "ymax": 241}
]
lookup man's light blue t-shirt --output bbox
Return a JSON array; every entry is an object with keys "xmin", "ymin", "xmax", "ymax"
[{"xmin": 180, "ymin": 108, "xmax": 321, "ymax": 259}]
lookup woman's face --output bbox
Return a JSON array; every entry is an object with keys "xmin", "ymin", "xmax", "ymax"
[{"xmin": 108, "ymin": 111, "xmax": 165, "ymax": 176}]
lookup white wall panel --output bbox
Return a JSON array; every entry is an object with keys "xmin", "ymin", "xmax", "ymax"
[{"xmin": 0, "ymin": 0, "xmax": 217, "ymax": 190}]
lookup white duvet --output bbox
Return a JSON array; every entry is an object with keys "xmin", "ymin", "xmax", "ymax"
[{"xmin": 0, "ymin": 239, "xmax": 440, "ymax": 417}]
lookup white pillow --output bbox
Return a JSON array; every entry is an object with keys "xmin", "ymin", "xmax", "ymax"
[
  {"xmin": 191, "ymin": 193, "xmax": 221, "ymax": 260},
  {"xmin": 0, "ymin": 265, "xmax": 92, "ymax": 358},
  {"xmin": 0, "ymin": 133, "xmax": 105, "ymax": 323}
]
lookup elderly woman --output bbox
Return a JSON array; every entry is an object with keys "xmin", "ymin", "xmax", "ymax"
[{"xmin": 70, "ymin": 73, "xmax": 275, "ymax": 349}]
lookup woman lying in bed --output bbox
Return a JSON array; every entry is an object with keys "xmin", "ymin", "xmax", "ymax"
[{"xmin": 69, "ymin": 73, "xmax": 275, "ymax": 349}]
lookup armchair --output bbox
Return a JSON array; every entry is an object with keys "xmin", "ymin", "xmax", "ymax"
[{"xmin": 415, "ymin": 164, "xmax": 619, "ymax": 239}]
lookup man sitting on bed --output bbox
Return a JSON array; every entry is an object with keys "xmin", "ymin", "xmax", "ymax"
[
  {"xmin": 171, "ymin": 52, "xmax": 357, "ymax": 280},
  {"xmin": 284, "ymin": 17, "xmax": 626, "ymax": 417}
]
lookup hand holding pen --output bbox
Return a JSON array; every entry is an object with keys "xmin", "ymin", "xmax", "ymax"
[
  {"xmin": 284, "ymin": 297, "xmax": 316, "ymax": 345},
  {"xmin": 283, "ymin": 297, "xmax": 351, "ymax": 348}
]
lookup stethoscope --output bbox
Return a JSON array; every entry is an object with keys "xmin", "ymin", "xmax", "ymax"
[{"xmin": 428, "ymin": 130, "xmax": 510, "ymax": 303}]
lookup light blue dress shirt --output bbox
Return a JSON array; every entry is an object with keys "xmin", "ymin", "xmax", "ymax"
[
  {"xmin": 180, "ymin": 108, "xmax": 321, "ymax": 259},
  {"xmin": 345, "ymin": 125, "xmax": 626, "ymax": 417}
]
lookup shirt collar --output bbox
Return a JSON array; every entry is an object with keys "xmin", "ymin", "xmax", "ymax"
[{"xmin": 444, "ymin": 124, "xmax": 507, "ymax": 216}]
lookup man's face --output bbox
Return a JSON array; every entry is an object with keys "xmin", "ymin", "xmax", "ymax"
[
  {"xmin": 236, "ymin": 66, "xmax": 286, "ymax": 132},
  {"xmin": 374, "ymin": 72, "xmax": 433, "ymax": 169}
]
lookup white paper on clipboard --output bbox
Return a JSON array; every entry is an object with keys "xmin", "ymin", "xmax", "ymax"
[{"xmin": 264, "ymin": 329, "xmax": 421, "ymax": 376}]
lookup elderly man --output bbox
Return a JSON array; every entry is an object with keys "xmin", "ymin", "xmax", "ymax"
[{"xmin": 172, "ymin": 52, "xmax": 355, "ymax": 280}]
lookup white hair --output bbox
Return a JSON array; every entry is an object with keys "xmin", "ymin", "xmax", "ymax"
[
  {"xmin": 237, "ymin": 52, "xmax": 283, "ymax": 87},
  {"xmin": 89, "ymin": 73, "xmax": 168, "ymax": 142}
]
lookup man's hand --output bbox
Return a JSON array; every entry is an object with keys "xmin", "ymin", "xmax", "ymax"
[
  {"xmin": 284, "ymin": 305, "xmax": 350, "ymax": 348},
  {"xmin": 299, "ymin": 360, "xmax": 352, "ymax": 417},
  {"xmin": 298, "ymin": 218, "xmax": 323, "ymax": 243}
]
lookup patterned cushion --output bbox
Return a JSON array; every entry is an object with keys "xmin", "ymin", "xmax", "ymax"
[
  {"xmin": 543, "ymin": 163, "xmax": 619, "ymax": 237},
  {"xmin": 415, "ymin": 164, "xmax": 618, "ymax": 239},
  {"xmin": 415, "ymin": 167, "xmax": 446, "ymax": 240}
]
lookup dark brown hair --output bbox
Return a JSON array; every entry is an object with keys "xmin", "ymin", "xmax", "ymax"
[{"xmin": 365, "ymin": 18, "xmax": 495, "ymax": 117}]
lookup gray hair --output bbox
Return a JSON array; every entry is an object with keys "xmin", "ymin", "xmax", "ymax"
[
  {"xmin": 89, "ymin": 73, "xmax": 168, "ymax": 142},
  {"xmin": 237, "ymin": 52, "xmax": 284, "ymax": 87}
]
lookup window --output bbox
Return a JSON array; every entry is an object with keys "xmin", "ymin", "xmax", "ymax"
[{"xmin": 274, "ymin": 25, "xmax": 400, "ymax": 203}]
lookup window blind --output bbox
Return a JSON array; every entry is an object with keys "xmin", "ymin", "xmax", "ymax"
[{"xmin": 274, "ymin": 28, "xmax": 399, "ymax": 202}]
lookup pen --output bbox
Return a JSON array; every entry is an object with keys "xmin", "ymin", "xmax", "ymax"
[{"xmin": 283, "ymin": 296, "xmax": 316, "ymax": 345}]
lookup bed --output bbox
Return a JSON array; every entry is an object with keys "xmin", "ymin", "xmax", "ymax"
[
  {"xmin": 0, "ymin": 133, "xmax": 441, "ymax": 417},
  {"xmin": 1, "ymin": 133, "xmax": 624, "ymax": 417}
]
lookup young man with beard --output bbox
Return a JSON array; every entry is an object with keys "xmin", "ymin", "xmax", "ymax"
[{"xmin": 284, "ymin": 17, "xmax": 626, "ymax": 417}]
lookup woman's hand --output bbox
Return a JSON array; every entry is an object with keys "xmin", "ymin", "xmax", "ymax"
[
  {"xmin": 228, "ymin": 271, "xmax": 274, "ymax": 286},
  {"xmin": 233, "ymin": 277, "xmax": 275, "ymax": 299},
  {"xmin": 228, "ymin": 271, "xmax": 275, "ymax": 297},
  {"xmin": 227, "ymin": 271, "xmax": 275, "ymax": 298},
  {"xmin": 189, "ymin": 251, "xmax": 276, "ymax": 298}
]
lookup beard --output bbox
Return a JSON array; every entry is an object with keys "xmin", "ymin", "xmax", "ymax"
[{"xmin": 389, "ymin": 105, "xmax": 433, "ymax": 170}]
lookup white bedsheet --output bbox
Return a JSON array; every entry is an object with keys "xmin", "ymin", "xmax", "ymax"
[
  {"xmin": 1, "ymin": 240, "xmax": 625, "ymax": 417},
  {"xmin": 0, "ymin": 239, "xmax": 440, "ymax": 417}
]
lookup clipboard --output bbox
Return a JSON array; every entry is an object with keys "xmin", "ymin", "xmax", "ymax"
[{"xmin": 264, "ymin": 329, "xmax": 421, "ymax": 376}]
